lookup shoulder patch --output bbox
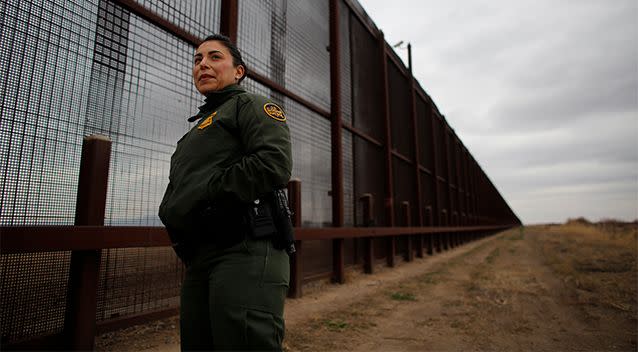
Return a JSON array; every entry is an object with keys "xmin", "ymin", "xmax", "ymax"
[
  {"xmin": 263, "ymin": 103, "xmax": 286, "ymax": 122},
  {"xmin": 198, "ymin": 111, "xmax": 217, "ymax": 130}
]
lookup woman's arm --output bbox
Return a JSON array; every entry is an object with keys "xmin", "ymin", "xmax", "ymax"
[{"xmin": 207, "ymin": 95, "xmax": 292, "ymax": 204}]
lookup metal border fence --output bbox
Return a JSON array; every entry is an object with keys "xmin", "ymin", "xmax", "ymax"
[{"xmin": 0, "ymin": 0, "xmax": 520, "ymax": 349}]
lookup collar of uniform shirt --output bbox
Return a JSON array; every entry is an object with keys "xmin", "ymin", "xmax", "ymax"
[{"xmin": 188, "ymin": 84, "xmax": 246, "ymax": 122}]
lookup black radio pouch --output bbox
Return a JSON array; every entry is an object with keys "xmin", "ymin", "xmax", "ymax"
[{"xmin": 246, "ymin": 199, "xmax": 278, "ymax": 239}]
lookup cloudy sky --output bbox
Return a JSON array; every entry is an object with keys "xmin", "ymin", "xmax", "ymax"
[{"xmin": 358, "ymin": 0, "xmax": 638, "ymax": 224}]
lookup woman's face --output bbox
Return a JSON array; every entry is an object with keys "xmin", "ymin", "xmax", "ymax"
[{"xmin": 193, "ymin": 40, "xmax": 244, "ymax": 95}]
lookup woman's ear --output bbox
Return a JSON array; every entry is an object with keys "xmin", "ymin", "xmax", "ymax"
[{"xmin": 235, "ymin": 65, "xmax": 245, "ymax": 81}]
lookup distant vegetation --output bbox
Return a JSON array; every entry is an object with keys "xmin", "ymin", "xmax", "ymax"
[{"xmin": 565, "ymin": 216, "xmax": 638, "ymax": 229}]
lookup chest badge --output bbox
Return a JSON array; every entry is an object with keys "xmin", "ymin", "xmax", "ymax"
[
  {"xmin": 198, "ymin": 111, "xmax": 217, "ymax": 130},
  {"xmin": 263, "ymin": 103, "xmax": 286, "ymax": 122}
]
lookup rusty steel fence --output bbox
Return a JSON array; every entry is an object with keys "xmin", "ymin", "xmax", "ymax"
[{"xmin": 0, "ymin": 0, "xmax": 520, "ymax": 349}]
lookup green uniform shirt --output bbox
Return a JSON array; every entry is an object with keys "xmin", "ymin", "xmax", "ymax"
[{"xmin": 158, "ymin": 84, "xmax": 292, "ymax": 234}]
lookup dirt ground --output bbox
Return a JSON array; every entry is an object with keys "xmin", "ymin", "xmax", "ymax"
[{"xmin": 96, "ymin": 222, "xmax": 637, "ymax": 351}]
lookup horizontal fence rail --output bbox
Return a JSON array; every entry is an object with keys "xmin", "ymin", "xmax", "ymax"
[{"xmin": 1, "ymin": 225, "xmax": 512, "ymax": 254}]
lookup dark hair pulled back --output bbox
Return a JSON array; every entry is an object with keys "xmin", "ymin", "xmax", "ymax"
[{"xmin": 199, "ymin": 34, "xmax": 247, "ymax": 83}]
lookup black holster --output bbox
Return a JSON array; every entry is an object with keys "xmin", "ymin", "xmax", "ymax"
[
  {"xmin": 245, "ymin": 190, "xmax": 295, "ymax": 254},
  {"xmin": 271, "ymin": 189, "xmax": 296, "ymax": 254}
]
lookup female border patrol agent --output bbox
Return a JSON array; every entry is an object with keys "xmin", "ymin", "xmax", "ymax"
[{"xmin": 159, "ymin": 34, "xmax": 292, "ymax": 351}]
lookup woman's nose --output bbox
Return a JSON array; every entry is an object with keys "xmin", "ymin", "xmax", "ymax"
[{"xmin": 199, "ymin": 57, "xmax": 211, "ymax": 69}]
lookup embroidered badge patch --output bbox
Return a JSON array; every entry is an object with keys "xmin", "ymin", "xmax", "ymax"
[
  {"xmin": 263, "ymin": 103, "xmax": 286, "ymax": 122},
  {"xmin": 198, "ymin": 111, "xmax": 217, "ymax": 130}
]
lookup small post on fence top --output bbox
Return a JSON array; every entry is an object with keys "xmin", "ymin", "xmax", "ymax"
[
  {"xmin": 434, "ymin": 208, "xmax": 442, "ymax": 253},
  {"xmin": 425, "ymin": 206, "xmax": 434, "ymax": 255},
  {"xmin": 446, "ymin": 210, "xmax": 453, "ymax": 249},
  {"xmin": 361, "ymin": 194, "xmax": 375, "ymax": 274},
  {"xmin": 415, "ymin": 216, "xmax": 424, "ymax": 259},
  {"xmin": 452, "ymin": 211, "xmax": 458, "ymax": 248},
  {"xmin": 387, "ymin": 229, "xmax": 396, "ymax": 267},
  {"xmin": 402, "ymin": 201, "xmax": 413, "ymax": 262},
  {"xmin": 461, "ymin": 213, "xmax": 467, "ymax": 244},
  {"xmin": 63, "ymin": 135, "xmax": 111, "ymax": 351},
  {"xmin": 415, "ymin": 233, "xmax": 424, "ymax": 258},
  {"xmin": 441, "ymin": 209, "xmax": 449, "ymax": 250},
  {"xmin": 287, "ymin": 179, "xmax": 303, "ymax": 298}
]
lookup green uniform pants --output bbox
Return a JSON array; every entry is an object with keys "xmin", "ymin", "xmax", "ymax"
[{"xmin": 180, "ymin": 238, "xmax": 289, "ymax": 351}]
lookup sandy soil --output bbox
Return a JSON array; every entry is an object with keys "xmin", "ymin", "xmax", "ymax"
[{"xmin": 96, "ymin": 224, "xmax": 637, "ymax": 351}]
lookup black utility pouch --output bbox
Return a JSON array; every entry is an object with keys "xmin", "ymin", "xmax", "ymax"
[{"xmin": 246, "ymin": 199, "xmax": 278, "ymax": 239}]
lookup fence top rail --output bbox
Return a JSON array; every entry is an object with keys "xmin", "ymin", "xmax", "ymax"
[{"xmin": 0, "ymin": 225, "xmax": 516, "ymax": 254}]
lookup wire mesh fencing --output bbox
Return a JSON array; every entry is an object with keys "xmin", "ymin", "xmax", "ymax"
[{"xmin": 0, "ymin": 0, "xmax": 520, "ymax": 346}]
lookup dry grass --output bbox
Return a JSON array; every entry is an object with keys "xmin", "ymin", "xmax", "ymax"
[{"xmin": 534, "ymin": 220, "xmax": 638, "ymax": 321}]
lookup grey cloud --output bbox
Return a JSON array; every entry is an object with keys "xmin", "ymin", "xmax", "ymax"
[
  {"xmin": 491, "ymin": 160, "xmax": 637, "ymax": 223},
  {"xmin": 493, "ymin": 159, "xmax": 636, "ymax": 192},
  {"xmin": 488, "ymin": 84, "xmax": 636, "ymax": 132},
  {"xmin": 465, "ymin": 113, "xmax": 637, "ymax": 166},
  {"xmin": 416, "ymin": 1, "xmax": 638, "ymax": 133}
]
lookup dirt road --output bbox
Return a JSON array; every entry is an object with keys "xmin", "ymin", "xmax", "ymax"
[{"xmin": 96, "ymin": 224, "xmax": 637, "ymax": 351}]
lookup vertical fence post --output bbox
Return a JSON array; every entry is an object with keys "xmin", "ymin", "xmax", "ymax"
[
  {"xmin": 465, "ymin": 149, "xmax": 475, "ymax": 232},
  {"xmin": 471, "ymin": 157, "xmax": 479, "ymax": 240},
  {"xmin": 402, "ymin": 201, "xmax": 413, "ymax": 262},
  {"xmin": 443, "ymin": 123, "xmax": 454, "ymax": 250},
  {"xmin": 468, "ymin": 156, "xmax": 475, "ymax": 241},
  {"xmin": 63, "ymin": 135, "xmax": 111, "ymax": 351},
  {"xmin": 429, "ymin": 108, "xmax": 442, "ymax": 254},
  {"xmin": 463, "ymin": 148, "xmax": 471, "ymax": 243},
  {"xmin": 476, "ymin": 160, "xmax": 482, "ymax": 238},
  {"xmin": 378, "ymin": 31, "xmax": 396, "ymax": 267},
  {"xmin": 287, "ymin": 179, "xmax": 303, "ymax": 298},
  {"xmin": 219, "ymin": 0, "xmax": 238, "ymax": 43},
  {"xmin": 452, "ymin": 137, "xmax": 461, "ymax": 247},
  {"xmin": 360, "ymin": 193, "xmax": 375, "ymax": 274},
  {"xmin": 329, "ymin": 0, "xmax": 345, "ymax": 285},
  {"xmin": 407, "ymin": 43, "xmax": 424, "ymax": 259}
]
